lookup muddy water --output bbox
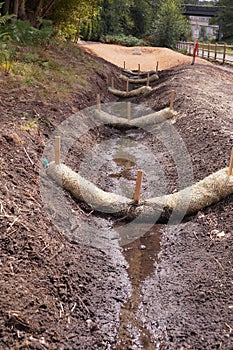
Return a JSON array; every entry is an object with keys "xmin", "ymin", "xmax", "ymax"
[
  {"xmin": 101, "ymin": 132, "xmax": 163, "ymax": 348},
  {"xmin": 82, "ymin": 105, "xmax": 170, "ymax": 348},
  {"xmin": 116, "ymin": 224, "xmax": 162, "ymax": 349}
]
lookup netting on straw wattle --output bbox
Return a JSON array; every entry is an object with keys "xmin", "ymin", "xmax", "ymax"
[
  {"xmin": 47, "ymin": 163, "xmax": 233, "ymax": 221},
  {"xmin": 92, "ymin": 107, "xmax": 176, "ymax": 128},
  {"xmin": 119, "ymin": 73, "xmax": 159, "ymax": 84},
  {"xmin": 108, "ymin": 85, "xmax": 152, "ymax": 97}
]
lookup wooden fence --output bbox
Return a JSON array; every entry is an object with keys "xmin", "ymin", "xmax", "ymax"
[{"xmin": 177, "ymin": 41, "xmax": 233, "ymax": 65}]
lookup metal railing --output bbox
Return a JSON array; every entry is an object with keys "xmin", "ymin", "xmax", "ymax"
[{"xmin": 177, "ymin": 41, "xmax": 233, "ymax": 65}]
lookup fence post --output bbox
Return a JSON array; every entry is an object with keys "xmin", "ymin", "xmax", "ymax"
[
  {"xmin": 223, "ymin": 44, "xmax": 226, "ymax": 64},
  {"xmin": 189, "ymin": 43, "xmax": 192, "ymax": 55},
  {"xmin": 208, "ymin": 44, "xmax": 210, "ymax": 60},
  {"xmin": 214, "ymin": 43, "xmax": 217, "ymax": 61}
]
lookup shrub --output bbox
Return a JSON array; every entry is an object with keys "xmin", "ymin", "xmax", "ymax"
[
  {"xmin": 100, "ymin": 34, "xmax": 147, "ymax": 47},
  {"xmin": 3, "ymin": 19, "xmax": 54, "ymax": 45}
]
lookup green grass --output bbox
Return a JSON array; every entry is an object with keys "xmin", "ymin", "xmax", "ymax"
[{"xmin": 1, "ymin": 40, "xmax": 104, "ymax": 99}]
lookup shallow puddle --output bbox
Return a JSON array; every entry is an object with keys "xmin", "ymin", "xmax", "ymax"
[
  {"xmin": 108, "ymin": 137, "xmax": 137, "ymax": 182},
  {"xmin": 115, "ymin": 224, "xmax": 162, "ymax": 349}
]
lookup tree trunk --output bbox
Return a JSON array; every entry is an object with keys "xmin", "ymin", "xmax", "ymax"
[
  {"xmin": 19, "ymin": 0, "xmax": 26, "ymax": 20},
  {"xmin": 42, "ymin": 0, "xmax": 57, "ymax": 18},
  {"xmin": 26, "ymin": 0, "xmax": 56, "ymax": 27},
  {"xmin": 13, "ymin": 0, "xmax": 19, "ymax": 17}
]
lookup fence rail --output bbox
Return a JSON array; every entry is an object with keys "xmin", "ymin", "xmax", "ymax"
[{"xmin": 177, "ymin": 41, "xmax": 233, "ymax": 65}]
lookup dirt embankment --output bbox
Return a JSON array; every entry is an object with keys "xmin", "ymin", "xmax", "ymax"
[
  {"xmin": 0, "ymin": 43, "xmax": 129, "ymax": 350},
  {"xmin": 78, "ymin": 42, "xmax": 209, "ymax": 71},
  {"xmin": 0, "ymin": 42, "xmax": 233, "ymax": 350}
]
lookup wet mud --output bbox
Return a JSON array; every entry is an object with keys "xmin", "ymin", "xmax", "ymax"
[
  {"xmin": 1, "ymin": 61, "xmax": 233, "ymax": 350},
  {"xmin": 116, "ymin": 224, "xmax": 162, "ymax": 350}
]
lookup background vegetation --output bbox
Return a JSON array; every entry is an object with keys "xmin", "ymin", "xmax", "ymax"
[{"xmin": 0, "ymin": 0, "xmax": 232, "ymax": 51}]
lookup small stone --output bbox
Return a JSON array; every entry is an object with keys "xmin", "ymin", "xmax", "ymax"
[
  {"xmin": 86, "ymin": 319, "xmax": 92, "ymax": 327},
  {"xmin": 132, "ymin": 48, "xmax": 142, "ymax": 55},
  {"xmin": 140, "ymin": 245, "xmax": 146, "ymax": 250},
  {"xmin": 216, "ymin": 231, "xmax": 225, "ymax": 238},
  {"xmin": 86, "ymin": 319, "xmax": 98, "ymax": 332}
]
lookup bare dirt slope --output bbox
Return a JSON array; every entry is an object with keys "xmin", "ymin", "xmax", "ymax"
[
  {"xmin": 0, "ymin": 42, "xmax": 232, "ymax": 350},
  {"xmin": 78, "ymin": 42, "xmax": 209, "ymax": 70}
]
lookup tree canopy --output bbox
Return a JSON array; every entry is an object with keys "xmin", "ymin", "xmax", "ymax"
[
  {"xmin": 153, "ymin": 0, "xmax": 190, "ymax": 48},
  {"xmin": 217, "ymin": 0, "xmax": 233, "ymax": 40},
  {"xmin": 1, "ymin": 0, "xmax": 231, "ymax": 46}
]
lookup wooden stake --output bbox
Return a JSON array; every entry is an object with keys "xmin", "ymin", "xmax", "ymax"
[
  {"xmin": 126, "ymin": 78, "xmax": 129, "ymax": 94},
  {"xmin": 170, "ymin": 90, "xmax": 175, "ymax": 110},
  {"xmin": 133, "ymin": 170, "xmax": 143, "ymax": 203},
  {"xmin": 97, "ymin": 94, "xmax": 101, "ymax": 112},
  {"xmin": 55, "ymin": 136, "xmax": 61, "ymax": 165},
  {"xmin": 123, "ymin": 61, "xmax": 126, "ymax": 69},
  {"xmin": 156, "ymin": 61, "xmax": 159, "ymax": 74},
  {"xmin": 228, "ymin": 147, "xmax": 233, "ymax": 176},
  {"xmin": 138, "ymin": 64, "xmax": 141, "ymax": 78},
  {"xmin": 111, "ymin": 77, "xmax": 114, "ymax": 89},
  {"xmin": 127, "ymin": 101, "xmax": 131, "ymax": 121},
  {"xmin": 146, "ymin": 72, "xmax": 150, "ymax": 87}
]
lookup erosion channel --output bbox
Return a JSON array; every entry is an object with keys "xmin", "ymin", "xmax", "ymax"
[
  {"xmin": 2, "ymin": 59, "xmax": 232, "ymax": 350},
  {"xmin": 79, "ymin": 117, "xmax": 169, "ymax": 349},
  {"xmin": 43, "ymin": 78, "xmax": 233, "ymax": 349}
]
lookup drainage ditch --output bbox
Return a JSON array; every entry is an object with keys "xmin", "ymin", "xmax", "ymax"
[
  {"xmin": 116, "ymin": 223, "xmax": 162, "ymax": 349},
  {"xmin": 101, "ymin": 129, "xmax": 164, "ymax": 348}
]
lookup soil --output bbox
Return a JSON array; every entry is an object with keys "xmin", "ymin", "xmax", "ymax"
[
  {"xmin": 0, "ymin": 42, "xmax": 233, "ymax": 350},
  {"xmin": 78, "ymin": 42, "xmax": 209, "ymax": 71}
]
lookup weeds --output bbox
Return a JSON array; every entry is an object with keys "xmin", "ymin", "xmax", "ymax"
[
  {"xmin": 21, "ymin": 120, "xmax": 38, "ymax": 132},
  {"xmin": 0, "ymin": 25, "xmax": 103, "ymax": 99},
  {"xmin": 0, "ymin": 42, "xmax": 15, "ymax": 75},
  {"xmin": 21, "ymin": 113, "xmax": 51, "ymax": 132}
]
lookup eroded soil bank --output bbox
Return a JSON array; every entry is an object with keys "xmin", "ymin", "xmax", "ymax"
[{"xmin": 0, "ymin": 43, "xmax": 233, "ymax": 350}]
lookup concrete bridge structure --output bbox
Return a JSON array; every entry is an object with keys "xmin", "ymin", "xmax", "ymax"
[
  {"xmin": 184, "ymin": 5, "xmax": 219, "ymax": 17},
  {"xmin": 183, "ymin": 5, "xmax": 220, "ymax": 40}
]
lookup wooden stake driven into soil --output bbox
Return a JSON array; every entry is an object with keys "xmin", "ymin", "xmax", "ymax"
[
  {"xmin": 123, "ymin": 61, "xmax": 126, "ymax": 69},
  {"xmin": 228, "ymin": 147, "xmax": 233, "ymax": 176},
  {"xmin": 133, "ymin": 170, "xmax": 143, "ymax": 203},
  {"xmin": 55, "ymin": 136, "xmax": 61, "ymax": 165},
  {"xmin": 156, "ymin": 61, "xmax": 159, "ymax": 74},
  {"xmin": 47, "ymin": 163, "xmax": 233, "ymax": 221},
  {"xmin": 119, "ymin": 73, "xmax": 159, "ymax": 85},
  {"xmin": 108, "ymin": 85, "xmax": 152, "ymax": 98},
  {"xmin": 147, "ymin": 72, "xmax": 150, "ymax": 87},
  {"xmin": 94, "ymin": 107, "xmax": 175, "ymax": 127},
  {"xmin": 138, "ymin": 64, "xmax": 141, "ymax": 78},
  {"xmin": 126, "ymin": 78, "xmax": 129, "ymax": 94},
  {"xmin": 111, "ymin": 77, "xmax": 114, "ymax": 89},
  {"xmin": 97, "ymin": 94, "xmax": 101, "ymax": 112},
  {"xmin": 170, "ymin": 90, "xmax": 175, "ymax": 110},
  {"xmin": 127, "ymin": 101, "xmax": 131, "ymax": 121}
]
